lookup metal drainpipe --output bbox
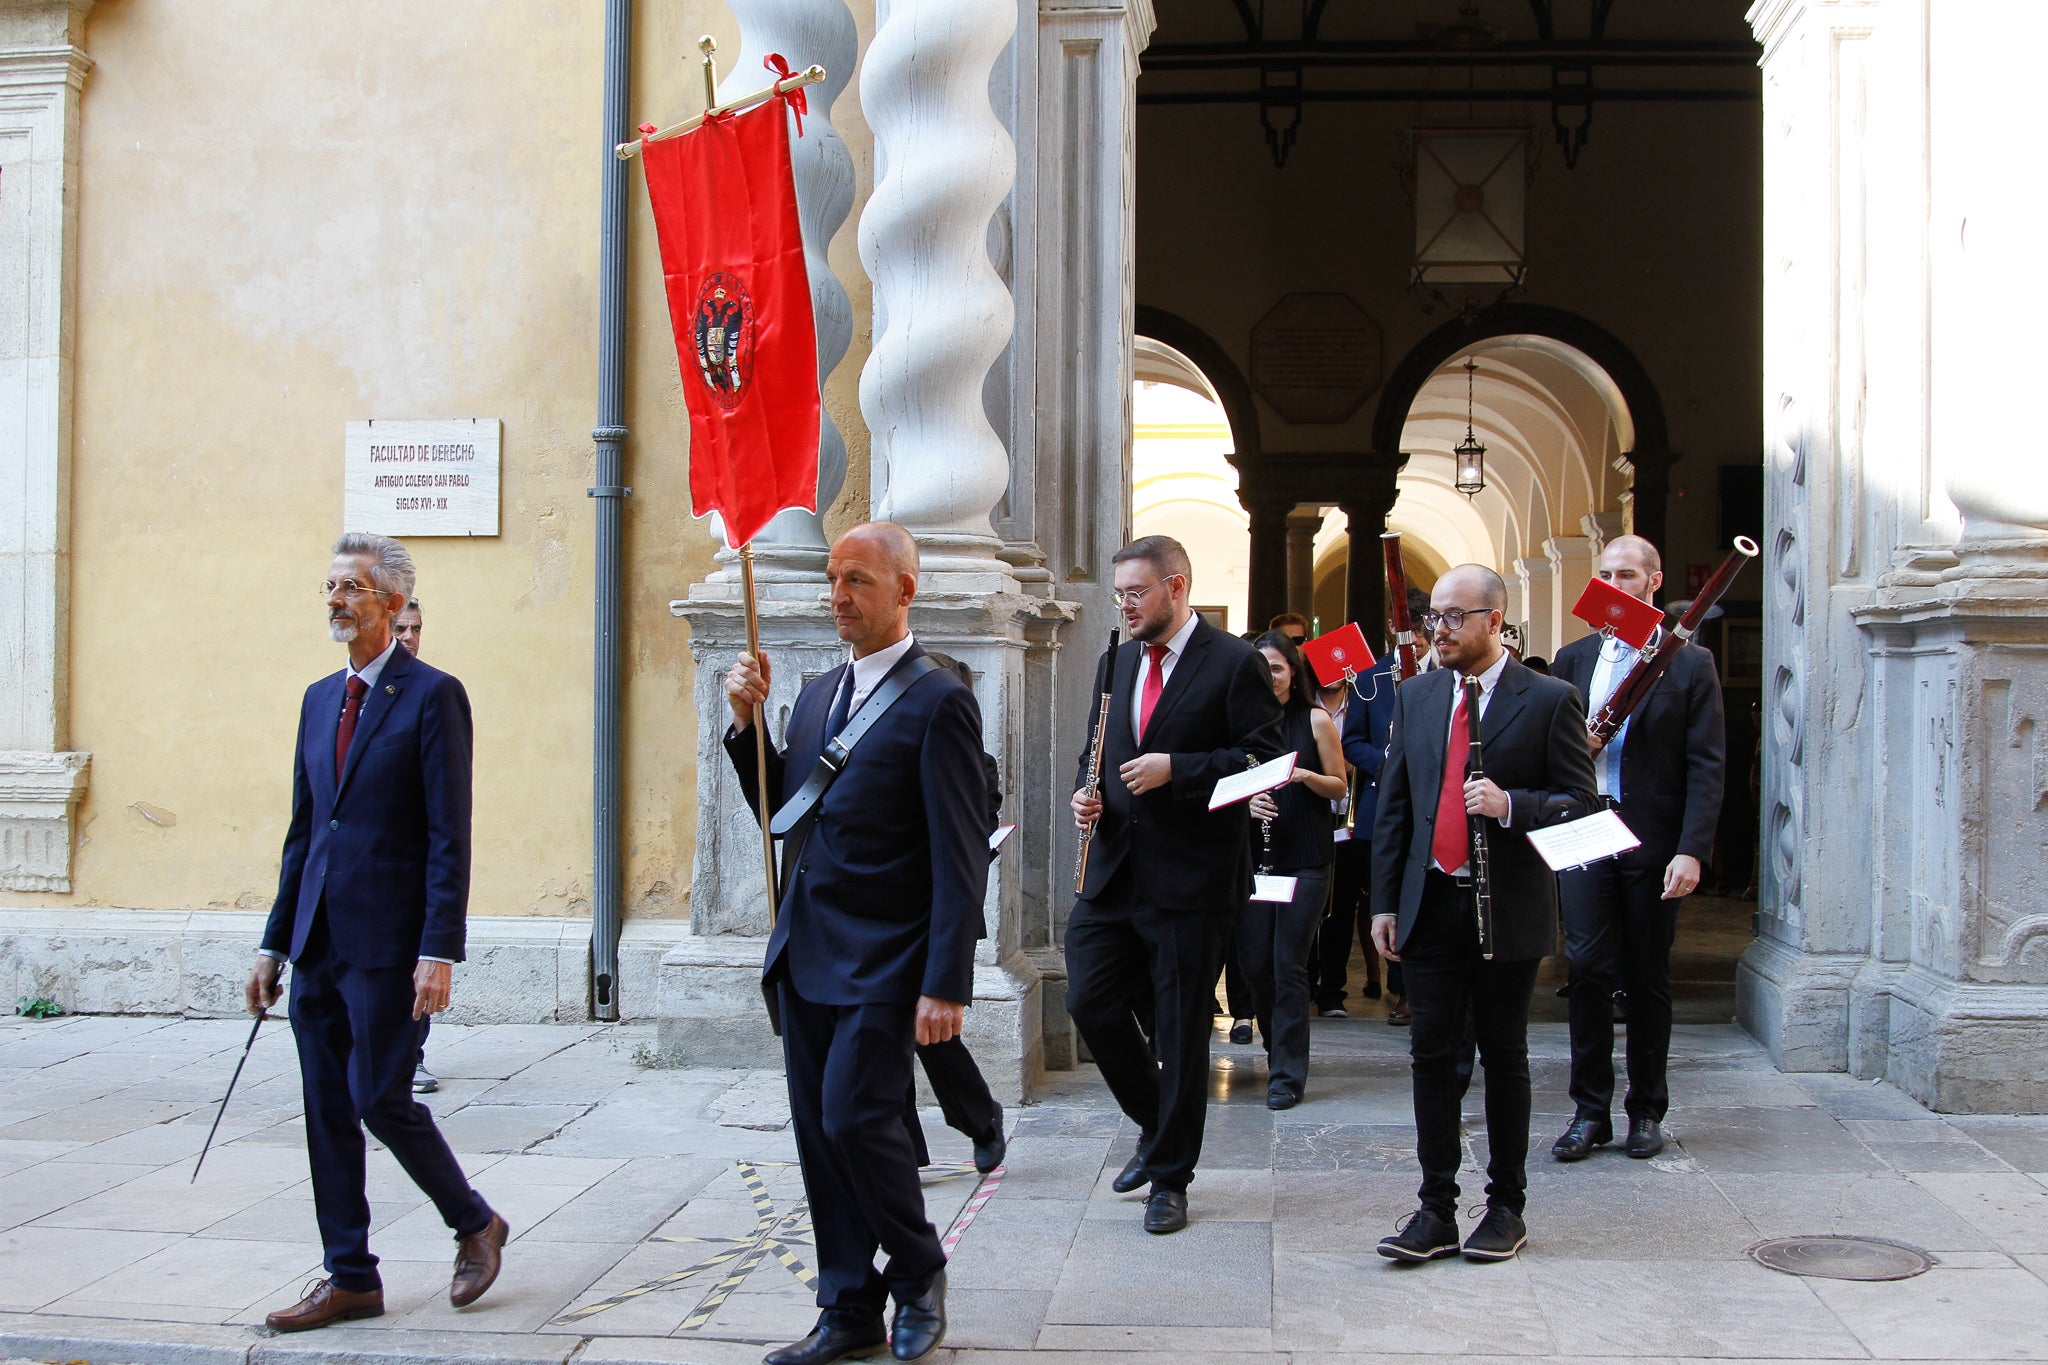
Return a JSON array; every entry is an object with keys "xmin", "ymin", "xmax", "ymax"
[{"xmin": 587, "ymin": 0, "xmax": 632, "ymax": 1022}]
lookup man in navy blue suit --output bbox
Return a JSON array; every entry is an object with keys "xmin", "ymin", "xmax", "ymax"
[
  {"xmin": 246, "ymin": 533, "xmax": 504, "ymax": 1332},
  {"xmin": 724, "ymin": 522, "xmax": 986, "ymax": 1365}
]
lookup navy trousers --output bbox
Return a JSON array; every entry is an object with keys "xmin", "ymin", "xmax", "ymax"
[
  {"xmin": 290, "ymin": 916, "xmax": 490, "ymax": 1291},
  {"xmin": 779, "ymin": 979, "xmax": 944, "ymax": 1326}
]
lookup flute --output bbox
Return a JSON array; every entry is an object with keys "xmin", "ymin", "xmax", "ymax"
[
  {"xmin": 1074, "ymin": 627, "xmax": 1120, "ymax": 894},
  {"xmin": 1463, "ymin": 674, "xmax": 1495, "ymax": 962}
]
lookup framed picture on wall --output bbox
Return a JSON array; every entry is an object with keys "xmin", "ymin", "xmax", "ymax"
[
  {"xmin": 1722, "ymin": 619, "xmax": 1762, "ymax": 684},
  {"xmin": 1195, "ymin": 606, "xmax": 1229, "ymax": 632}
]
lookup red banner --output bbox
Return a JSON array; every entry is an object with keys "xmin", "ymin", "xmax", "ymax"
[
  {"xmin": 1569, "ymin": 576, "xmax": 1664, "ymax": 648},
  {"xmin": 641, "ymin": 98, "xmax": 819, "ymax": 549}
]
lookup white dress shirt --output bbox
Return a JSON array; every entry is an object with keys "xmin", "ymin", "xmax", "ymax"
[
  {"xmin": 1587, "ymin": 627, "xmax": 1656, "ymax": 800},
  {"xmin": 832, "ymin": 631, "xmax": 917, "ymax": 725},
  {"xmin": 1131, "ymin": 612, "xmax": 1201, "ymax": 739}
]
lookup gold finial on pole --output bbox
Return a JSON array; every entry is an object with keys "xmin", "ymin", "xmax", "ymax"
[{"xmin": 699, "ymin": 35, "xmax": 720, "ymax": 111}]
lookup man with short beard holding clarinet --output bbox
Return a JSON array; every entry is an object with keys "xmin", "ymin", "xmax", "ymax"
[
  {"xmin": 1066, "ymin": 535, "xmax": 1283, "ymax": 1236},
  {"xmin": 1549, "ymin": 535, "xmax": 1725, "ymax": 1163},
  {"xmin": 1370, "ymin": 565, "xmax": 1595, "ymax": 1264}
]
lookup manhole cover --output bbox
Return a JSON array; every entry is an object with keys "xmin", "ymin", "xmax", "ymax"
[{"xmin": 1747, "ymin": 1235, "xmax": 1933, "ymax": 1281}]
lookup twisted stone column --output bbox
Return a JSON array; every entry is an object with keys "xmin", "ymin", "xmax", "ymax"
[
  {"xmin": 708, "ymin": 0, "xmax": 858, "ymax": 588},
  {"xmin": 859, "ymin": 0, "xmax": 1019, "ymax": 585}
]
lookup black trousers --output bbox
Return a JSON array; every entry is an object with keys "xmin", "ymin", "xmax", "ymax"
[
  {"xmin": 1310, "ymin": 838, "xmax": 1378, "ymax": 1009},
  {"xmin": 1400, "ymin": 870, "xmax": 1541, "ymax": 1218},
  {"xmin": 1220, "ymin": 930, "xmax": 1256, "ymax": 1020},
  {"xmin": 1066, "ymin": 872, "xmax": 1230, "ymax": 1192},
  {"xmin": 290, "ymin": 915, "xmax": 489, "ymax": 1292},
  {"xmin": 1561, "ymin": 843, "xmax": 1680, "ymax": 1122},
  {"xmin": 779, "ymin": 979, "xmax": 943, "ymax": 1325},
  {"xmin": 902, "ymin": 1036, "xmax": 1004, "ymax": 1165},
  {"xmin": 1236, "ymin": 865, "xmax": 1330, "ymax": 1100}
]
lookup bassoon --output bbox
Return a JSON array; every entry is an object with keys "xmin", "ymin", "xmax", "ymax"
[
  {"xmin": 1587, "ymin": 536, "xmax": 1761, "ymax": 745},
  {"xmin": 1382, "ymin": 531, "xmax": 1421, "ymax": 682},
  {"xmin": 1463, "ymin": 674, "xmax": 1496, "ymax": 961},
  {"xmin": 1074, "ymin": 627, "xmax": 1120, "ymax": 893}
]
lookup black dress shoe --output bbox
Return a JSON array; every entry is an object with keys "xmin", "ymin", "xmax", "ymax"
[
  {"xmin": 1376, "ymin": 1207, "xmax": 1461, "ymax": 1262},
  {"xmin": 1266, "ymin": 1089, "xmax": 1299, "ymax": 1111},
  {"xmin": 1111, "ymin": 1142, "xmax": 1149, "ymax": 1194},
  {"xmin": 889, "ymin": 1270, "xmax": 945, "ymax": 1362},
  {"xmin": 1625, "ymin": 1117, "xmax": 1665, "ymax": 1158},
  {"xmin": 1550, "ymin": 1113, "xmax": 1613, "ymax": 1162},
  {"xmin": 763, "ymin": 1319, "xmax": 887, "ymax": 1365},
  {"xmin": 974, "ymin": 1113, "xmax": 1007, "ymax": 1178},
  {"xmin": 1143, "ymin": 1187, "xmax": 1188, "ymax": 1234},
  {"xmin": 1461, "ymin": 1204, "xmax": 1528, "ymax": 1261},
  {"xmin": 1228, "ymin": 1020, "xmax": 1254, "ymax": 1045}
]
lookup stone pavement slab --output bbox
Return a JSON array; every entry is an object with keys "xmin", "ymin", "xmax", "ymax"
[{"xmin": 7, "ymin": 1013, "xmax": 2048, "ymax": 1364}]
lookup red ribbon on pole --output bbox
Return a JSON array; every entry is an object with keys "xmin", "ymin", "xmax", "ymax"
[
  {"xmin": 764, "ymin": 54, "xmax": 807, "ymax": 137},
  {"xmin": 641, "ymin": 99, "xmax": 821, "ymax": 548}
]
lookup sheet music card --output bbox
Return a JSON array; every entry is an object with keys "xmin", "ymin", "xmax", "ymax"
[
  {"xmin": 1523, "ymin": 809, "xmax": 1642, "ymax": 871},
  {"xmin": 1207, "ymin": 753, "xmax": 1298, "ymax": 811},
  {"xmin": 1252, "ymin": 875, "xmax": 1299, "ymax": 903}
]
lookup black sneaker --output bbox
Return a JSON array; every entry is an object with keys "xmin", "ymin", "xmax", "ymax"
[
  {"xmin": 1461, "ymin": 1204, "xmax": 1528, "ymax": 1261},
  {"xmin": 1376, "ymin": 1207, "xmax": 1461, "ymax": 1262}
]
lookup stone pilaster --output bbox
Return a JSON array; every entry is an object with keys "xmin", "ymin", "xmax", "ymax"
[
  {"xmin": 1543, "ymin": 535, "xmax": 1595, "ymax": 651},
  {"xmin": 0, "ymin": 3, "xmax": 94, "ymax": 893},
  {"xmin": 1515, "ymin": 555, "xmax": 1556, "ymax": 659},
  {"xmin": 704, "ymin": 0, "xmax": 860, "ymax": 589}
]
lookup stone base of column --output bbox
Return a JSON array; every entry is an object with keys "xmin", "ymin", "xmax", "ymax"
[
  {"xmin": 0, "ymin": 752, "xmax": 90, "ymax": 892},
  {"xmin": 1736, "ymin": 935, "xmax": 1859, "ymax": 1073},
  {"xmin": 655, "ymin": 936, "xmax": 1042, "ymax": 1105},
  {"xmin": 665, "ymin": 582, "xmax": 1078, "ymax": 1098},
  {"xmin": 1848, "ymin": 961, "xmax": 2048, "ymax": 1112}
]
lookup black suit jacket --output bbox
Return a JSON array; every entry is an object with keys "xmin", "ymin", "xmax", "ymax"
[
  {"xmin": 727, "ymin": 642, "xmax": 988, "ymax": 1008},
  {"xmin": 262, "ymin": 644, "xmax": 473, "ymax": 969},
  {"xmin": 1073, "ymin": 617, "xmax": 1285, "ymax": 912},
  {"xmin": 1370, "ymin": 657, "xmax": 1597, "ymax": 961},
  {"xmin": 1552, "ymin": 633, "xmax": 1725, "ymax": 862}
]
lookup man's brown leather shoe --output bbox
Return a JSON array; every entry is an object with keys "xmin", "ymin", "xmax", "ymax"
[
  {"xmin": 265, "ymin": 1279, "xmax": 384, "ymax": 1332},
  {"xmin": 450, "ymin": 1211, "xmax": 509, "ymax": 1307}
]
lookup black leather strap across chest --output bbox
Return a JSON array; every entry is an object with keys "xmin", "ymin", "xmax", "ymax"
[{"xmin": 768, "ymin": 654, "xmax": 942, "ymax": 838}]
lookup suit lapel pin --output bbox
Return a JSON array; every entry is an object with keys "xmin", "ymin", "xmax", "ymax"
[{"xmin": 385, "ymin": 685, "xmax": 396, "ymax": 694}]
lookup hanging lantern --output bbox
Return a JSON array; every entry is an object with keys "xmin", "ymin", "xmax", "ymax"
[{"xmin": 1455, "ymin": 357, "xmax": 1486, "ymax": 497}]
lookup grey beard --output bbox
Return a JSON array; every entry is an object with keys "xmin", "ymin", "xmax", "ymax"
[{"xmin": 329, "ymin": 620, "xmax": 358, "ymax": 643}]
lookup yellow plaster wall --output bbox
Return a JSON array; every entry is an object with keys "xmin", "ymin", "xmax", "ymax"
[{"xmin": 0, "ymin": 0, "xmax": 875, "ymax": 922}]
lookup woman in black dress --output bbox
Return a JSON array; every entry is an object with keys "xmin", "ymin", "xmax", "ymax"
[{"xmin": 1241, "ymin": 630, "xmax": 1349, "ymax": 1109}]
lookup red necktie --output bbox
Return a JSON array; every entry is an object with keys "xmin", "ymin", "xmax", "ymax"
[
  {"xmin": 1431, "ymin": 687, "xmax": 1471, "ymax": 871},
  {"xmin": 1138, "ymin": 644, "xmax": 1168, "ymax": 739},
  {"xmin": 335, "ymin": 675, "xmax": 369, "ymax": 780}
]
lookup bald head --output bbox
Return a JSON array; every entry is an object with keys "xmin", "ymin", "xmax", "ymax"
[
  {"xmin": 1438, "ymin": 563, "xmax": 1508, "ymax": 611},
  {"xmin": 827, "ymin": 522, "xmax": 919, "ymax": 658},
  {"xmin": 1603, "ymin": 535, "xmax": 1661, "ymax": 577},
  {"xmin": 836, "ymin": 521, "xmax": 920, "ymax": 580},
  {"xmin": 1597, "ymin": 534, "xmax": 1664, "ymax": 605}
]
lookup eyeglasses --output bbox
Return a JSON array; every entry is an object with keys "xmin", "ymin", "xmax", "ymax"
[
  {"xmin": 1419, "ymin": 608, "xmax": 1493, "ymax": 632},
  {"xmin": 321, "ymin": 579, "xmax": 389, "ymax": 599},
  {"xmin": 1109, "ymin": 575, "xmax": 1183, "ymax": 610}
]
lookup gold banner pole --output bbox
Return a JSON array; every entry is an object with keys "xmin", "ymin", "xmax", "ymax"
[
  {"xmin": 615, "ymin": 35, "xmax": 826, "ymax": 161},
  {"xmin": 739, "ymin": 541, "xmax": 779, "ymax": 925}
]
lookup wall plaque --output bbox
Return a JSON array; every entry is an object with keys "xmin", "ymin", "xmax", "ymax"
[
  {"xmin": 344, "ymin": 418, "xmax": 501, "ymax": 537},
  {"xmin": 1250, "ymin": 293, "xmax": 1383, "ymax": 424}
]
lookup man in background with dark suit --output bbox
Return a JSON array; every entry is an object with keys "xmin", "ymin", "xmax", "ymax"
[
  {"xmin": 246, "ymin": 533, "xmax": 504, "ymax": 1331},
  {"xmin": 724, "ymin": 522, "xmax": 984, "ymax": 1365},
  {"xmin": 1370, "ymin": 564, "xmax": 1596, "ymax": 1264},
  {"xmin": 1549, "ymin": 535, "xmax": 1725, "ymax": 1162},
  {"xmin": 1067, "ymin": 535, "xmax": 1283, "ymax": 1235}
]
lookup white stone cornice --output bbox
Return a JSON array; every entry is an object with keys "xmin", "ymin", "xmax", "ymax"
[{"xmin": 0, "ymin": 44, "xmax": 89, "ymax": 90}]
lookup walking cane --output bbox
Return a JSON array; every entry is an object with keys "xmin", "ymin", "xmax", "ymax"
[{"xmin": 192, "ymin": 1000, "xmax": 274, "ymax": 1182}]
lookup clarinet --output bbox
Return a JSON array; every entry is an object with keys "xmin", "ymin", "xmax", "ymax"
[
  {"xmin": 1463, "ymin": 674, "xmax": 1496, "ymax": 962},
  {"xmin": 1074, "ymin": 627, "xmax": 1121, "ymax": 894}
]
